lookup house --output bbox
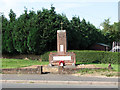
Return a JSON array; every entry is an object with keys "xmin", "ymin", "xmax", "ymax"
[
  {"xmin": 89, "ymin": 43, "xmax": 110, "ymax": 51},
  {"xmin": 111, "ymin": 42, "xmax": 120, "ymax": 52}
]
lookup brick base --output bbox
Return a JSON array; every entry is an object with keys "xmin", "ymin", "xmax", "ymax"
[{"xmin": 49, "ymin": 52, "xmax": 76, "ymax": 66}]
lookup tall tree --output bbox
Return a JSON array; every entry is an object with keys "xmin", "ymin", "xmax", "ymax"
[
  {"xmin": 100, "ymin": 18, "xmax": 120, "ymax": 45},
  {"xmin": 2, "ymin": 15, "xmax": 9, "ymax": 53},
  {"xmin": 12, "ymin": 8, "xmax": 29, "ymax": 53},
  {"xmin": 2, "ymin": 9, "xmax": 16, "ymax": 53},
  {"xmin": 111, "ymin": 22, "xmax": 120, "ymax": 42},
  {"xmin": 2, "ymin": 6, "xmax": 107, "ymax": 54}
]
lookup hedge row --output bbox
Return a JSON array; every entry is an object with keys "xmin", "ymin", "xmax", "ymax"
[
  {"xmin": 74, "ymin": 50, "xmax": 119, "ymax": 64},
  {"xmin": 40, "ymin": 50, "xmax": 120, "ymax": 64}
]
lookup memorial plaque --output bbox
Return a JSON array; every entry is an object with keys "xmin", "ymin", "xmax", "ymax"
[
  {"xmin": 53, "ymin": 56, "xmax": 71, "ymax": 61},
  {"xmin": 60, "ymin": 45, "xmax": 64, "ymax": 52}
]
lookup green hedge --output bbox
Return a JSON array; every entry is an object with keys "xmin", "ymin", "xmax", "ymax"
[
  {"xmin": 40, "ymin": 50, "xmax": 119, "ymax": 64},
  {"xmin": 74, "ymin": 50, "xmax": 119, "ymax": 64},
  {"xmin": 40, "ymin": 51, "xmax": 56, "ymax": 62}
]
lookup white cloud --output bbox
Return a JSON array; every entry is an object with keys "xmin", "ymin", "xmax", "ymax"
[
  {"xmin": 1, "ymin": 0, "xmax": 118, "ymax": 8},
  {"xmin": 28, "ymin": 0, "xmax": 119, "ymax": 2},
  {"xmin": 2, "ymin": 0, "xmax": 16, "ymax": 6},
  {"xmin": 2, "ymin": 0, "xmax": 118, "ymax": 4}
]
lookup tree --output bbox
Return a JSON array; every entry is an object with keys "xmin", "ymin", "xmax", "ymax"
[
  {"xmin": 12, "ymin": 8, "xmax": 29, "ymax": 53},
  {"xmin": 100, "ymin": 18, "xmax": 120, "ymax": 45},
  {"xmin": 2, "ymin": 9, "xmax": 16, "ymax": 53},
  {"xmin": 111, "ymin": 22, "xmax": 120, "ymax": 42},
  {"xmin": 2, "ymin": 6, "xmax": 107, "ymax": 54},
  {"xmin": 68, "ymin": 16, "xmax": 82, "ymax": 50},
  {"xmin": 100, "ymin": 18, "xmax": 112, "ymax": 33},
  {"xmin": 27, "ymin": 6, "xmax": 60, "ymax": 54},
  {"xmin": 2, "ymin": 15, "xmax": 9, "ymax": 53}
]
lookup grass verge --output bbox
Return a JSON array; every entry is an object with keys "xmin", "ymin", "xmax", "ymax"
[
  {"xmin": 1, "ymin": 58, "xmax": 49, "ymax": 69},
  {"xmin": 76, "ymin": 68, "xmax": 119, "ymax": 77},
  {"xmin": 76, "ymin": 62, "xmax": 119, "ymax": 72}
]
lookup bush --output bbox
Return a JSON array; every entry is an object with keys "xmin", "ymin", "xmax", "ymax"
[
  {"xmin": 40, "ymin": 51, "xmax": 50, "ymax": 62},
  {"xmin": 73, "ymin": 50, "xmax": 119, "ymax": 64},
  {"xmin": 40, "ymin": 50, "xmax": 119, "ymax": 64},
  {"xmin": 40, "ymin": 51, "xmax": 56, "ymax": 62}
]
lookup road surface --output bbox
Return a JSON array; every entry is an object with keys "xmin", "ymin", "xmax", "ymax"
[
  {"xmin": 2, "ymin": 74, "xmax": 118, "ymax": 82},
  {"xmin": 2, "ymin": 82, "xmax": 118, "ymax": 88},
  {"xmin": 1, "ymin": 74, "xmax": 119, "ymax": 88}
]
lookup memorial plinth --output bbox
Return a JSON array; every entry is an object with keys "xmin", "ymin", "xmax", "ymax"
[{"xmin": 49, "ymin": 30, "xmax": 76, "ymax": 66}]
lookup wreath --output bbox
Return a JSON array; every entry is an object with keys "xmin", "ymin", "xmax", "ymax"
[{"xmin": 59, "ymin": 60, "xmax": 65, "ymax": 66}]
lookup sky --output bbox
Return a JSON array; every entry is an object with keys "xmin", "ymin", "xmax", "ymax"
[{"xmin": 0, "ymin": 0, "xmax": 119, "ymax": 29}]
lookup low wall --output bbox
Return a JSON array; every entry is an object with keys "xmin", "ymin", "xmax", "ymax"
[{"xmin": 2, "ymin": 66, "xmax": 42, "ymax": 74}]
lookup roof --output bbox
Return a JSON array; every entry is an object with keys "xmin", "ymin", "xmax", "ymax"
[{"xmin": 97, "ymin": 43, "xmax": 109, "ymax": 47}]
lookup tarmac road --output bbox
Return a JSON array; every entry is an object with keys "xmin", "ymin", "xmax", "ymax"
[
  {"xmin": 2, "ymin": 82, "xmax": 118, "ymax": 88},
  {"xmin": 2, "ymin": 74, "xmax": 118, "ymax": 82},
  {"xmin": 1, "ymin": 74, "xmax": 119, "ymax": 89}
]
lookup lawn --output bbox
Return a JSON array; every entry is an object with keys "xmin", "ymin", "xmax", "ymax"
[
  {"xmin": 94, "ymin": 64, "xmax": 119, "ymax": 72},
  {"xmin": 1, "ymin": 58, "xmax": 49, "ymax": 69},
  {"xmin": 75, "ymin": 62, "xmax": 119, "ymax": 77},
  {"xmin": 1, "ymin": 58, "xmax": 119, "ymax": 77},
  {"xmin": 1, "ymin": 58, "xmax": 119, "ymax": 73},
  {"xmin": 76, "ymin": 62, "xmax": 119, "ymax": 72},
  {"xmin": 76, "ymin": 68, "xmax": 119, "ymax": 77}
]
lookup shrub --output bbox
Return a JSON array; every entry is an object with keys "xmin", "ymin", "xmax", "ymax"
[
  {"xmin": 74, "ymin": 50, "xmax": 119, "ymax": 64},
  {"xmin": 40, "ymin": 51, "xmax": 50, "ymax": 62},
  {"xmin": 40, "ymin": 51, "xmax": 56, "ymax": 62}
]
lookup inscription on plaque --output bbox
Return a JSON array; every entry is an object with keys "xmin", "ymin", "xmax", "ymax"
[
  {"xmin": 60, "ymin": 45, "xmax": 63, "ymax": 52},
  {"xmin": 53, "ymin": 56, "xmax": 71, "ymax": 61}
]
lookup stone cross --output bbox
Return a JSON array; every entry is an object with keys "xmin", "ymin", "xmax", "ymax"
[{"xmin": 60, "ymin": 22, "xmax": 63, "ymax": 30}]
